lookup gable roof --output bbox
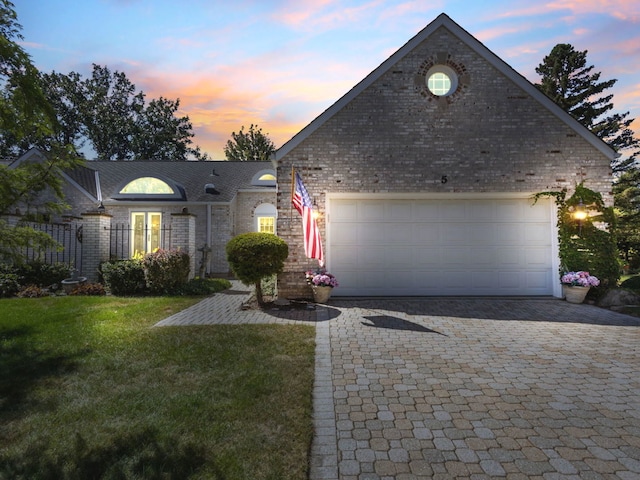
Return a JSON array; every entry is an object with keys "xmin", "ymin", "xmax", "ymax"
[{"xmin": 275, "ymin": 13, "xmax": 616, "ymax": 162}]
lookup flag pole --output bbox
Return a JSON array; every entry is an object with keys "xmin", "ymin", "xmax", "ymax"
[{"xmin": 290, "ymin": 165, "xmax": 295, "ymax": 220}]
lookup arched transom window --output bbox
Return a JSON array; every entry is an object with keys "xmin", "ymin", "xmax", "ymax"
[{"xmin": 120, "ymin": 177, "xmax": 174, "ymax": 194}]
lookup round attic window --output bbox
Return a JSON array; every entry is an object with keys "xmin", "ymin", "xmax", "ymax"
[{"xmin": 426, "ymin": 65, "xmax": 458, "ymax": 97}]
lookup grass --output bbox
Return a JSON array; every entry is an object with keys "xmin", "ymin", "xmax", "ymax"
[{"xmin": 0, "ymin": 295, "xmax": 316, "ymax": 479}]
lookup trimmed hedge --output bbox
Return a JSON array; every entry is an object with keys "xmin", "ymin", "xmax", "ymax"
[
  {"xmin": 143, "ymin": 249, "xmax": 190, "ymax": 294},
  {"xmin": 101, "ymin": 259, "xmax": 147, "ymax": 296}
]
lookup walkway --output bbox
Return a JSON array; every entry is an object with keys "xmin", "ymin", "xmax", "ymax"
[{"xmin": 156, "ymin": 284, "xmax": 640, "ymax": 479}]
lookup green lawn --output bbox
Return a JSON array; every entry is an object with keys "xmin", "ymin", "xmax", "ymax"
[{"xmin": 0, "ymin": 295, "xmax": 316, "ymax": 479}]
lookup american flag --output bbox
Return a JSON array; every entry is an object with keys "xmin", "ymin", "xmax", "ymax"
[{"xmin": 292, "ymin": 171, "xmax": 324, "ymax": 266}]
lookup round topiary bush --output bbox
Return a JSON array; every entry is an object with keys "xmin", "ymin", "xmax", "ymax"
[{"xmin": 226, "ymin": 233, "xmax": 288, "ymax": 305}]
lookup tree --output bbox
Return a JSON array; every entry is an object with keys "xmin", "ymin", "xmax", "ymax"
[
  {"xmin": 40, "ymin": 65, "xmax": 210, "ymax": 161},
  {"xmin": 535, "ymin": 43, "xmax": 640, "ymax": 276},
  {"xmin": 535, "ymin": 43, "xmax": 639, "ymax": 173},
  {"xmin": 133, "ymin": 97, "xmax": 208, "ymax": 161},
  {"xmin": 0, "ymin": 0, "xmax": 55, "ymax": 158},
  {"xmin": 225, "ymin": 233, "xmax": 288, "ymax": 305},
  {"xmin": 613, "ymin": 169, "xmax": 640, "ymax": 269},
  {"xmin": 224, "ymin": 124, "xmax": 276, "ymax": 161},
  {"xmin": 0, "ymin": 0, "xmax": 82, "ymax": 262}
]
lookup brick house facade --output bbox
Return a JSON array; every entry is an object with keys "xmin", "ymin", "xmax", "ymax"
[
  {"xmin": 275, "ymin": 14, "xmax": 615, "ymax": 299},
  {"xmin": 6, "ymin": 149, "xmax": 277, "ymax": 281}
]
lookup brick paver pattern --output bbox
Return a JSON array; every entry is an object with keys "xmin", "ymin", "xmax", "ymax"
[{"xmin": 327, "ymin": 298, "xmax": 640, "ymax": 480}]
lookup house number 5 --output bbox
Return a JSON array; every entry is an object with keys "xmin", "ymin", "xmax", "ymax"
[{"xmin": 441, "ymin": 175, "xmax": 448, "ymax": 184}]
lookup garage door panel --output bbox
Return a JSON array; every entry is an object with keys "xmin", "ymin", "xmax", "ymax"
[
  {"xmin": 527, "ymin": 270, "xmax": 551, "ymax": 288},
  {"xmin": 441, "ymin": 224, "xmax": 469, "ymax": 244},
  {"xmin": 524, "ymin": 223, "xmax": 551, "ymax": 244},
  {"xmin": 440, "ymin": 202, "xmax": 468, "ymax": 221},
  {"xmin": 359, "ymin": 224, "xmax": 380, "ymax": 245},
  {"xmin": 525, "ymin": 246, "xmax": 550, "ymax": 266},
  {"xmin": 473, "ymin": 224, "xmax": 497, "ymax": 243},
  {"xmin": 495, "ymin": 224, "xmax": 523, "ymax": 245},
  {"xmin": 361, "ymin": 202, "xmax": 384, "ymax": 221},
  {"xmin": 414, "ymin": 224, "xmax": 439, "ymax": 243},
  {"xmin": 388, "ymin": 203, "xmax": 412, "ymax": 221},
  {"xmin": 413, "ymin": 202, "xmax": 441, "ymax": 221},
  {"xmin": 329, "ymin": 197, "xmax": 553, "ymax": 296},
  {"xmin": 471, "ymin": 246, "xmax": 497, "ymax": 265},
  {"xmin": 332, "ymin": 246, "xmax": 359, "ymax": 267},
  {"xmin": 387, "ymin": 248, "xmax": 414, "ymax": 267},
  {"xmin": 498, "ymin": 247, "xmax": 523, "ymax": 266},
  {"xmin": 358, "ymin": 247, "xmax": 386, "ymax": 267},
  {"xmin": 415, "ymin": 247, "xmax": 441, "ymax": 266},
  {"xmin": 388, "ymin": 225, "xmax": 414, "ymax": 243},
  {"xmin": 332, "ymin": 227, "xmax": 358, "ymax": 245},
  {"xmin": 470, "ymin": 202, "xmax": 495, "ymax": 221},
  {"xmin": 332, "ymin": 201, "xmax": 358, "ymax": 221}
]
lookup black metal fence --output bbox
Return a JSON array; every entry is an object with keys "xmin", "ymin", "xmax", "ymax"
[
  {"xmin": 13, "ymin": 221, "xmax": 83, "ymax": 271},
  {"xmin": 107, "ymin": 224, "xmax": 173, "ymax": 260}
]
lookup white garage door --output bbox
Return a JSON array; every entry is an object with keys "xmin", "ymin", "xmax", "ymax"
[{"xmin": 329, "ymin": 197, "xmax": 554, "ymax": 296}]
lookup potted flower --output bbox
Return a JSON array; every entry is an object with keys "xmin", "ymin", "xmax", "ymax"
[
  {"xmin": 560, "ymin": 271, "xmax": 600, "ymax": 303},
  {"xmin": 305, "ymin": 269, "xmax": 339, "ymax": 303}
]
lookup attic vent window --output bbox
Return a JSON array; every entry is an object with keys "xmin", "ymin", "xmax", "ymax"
[
  {"xmin": 120, "ymin": 177, "xmax": 174, "ymax": 194},
  {"xmin": 426, "ymin": 65, "xmax": 458, "ymax": 97}
]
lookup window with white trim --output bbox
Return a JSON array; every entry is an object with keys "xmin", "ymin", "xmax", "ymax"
[
  {"xmin": 131, "ymin": 211, "xmax": 162, "ymax": 257},
  {"xmin": 254, "ymin": 203, "xmax": 276, "ymax": 234}
]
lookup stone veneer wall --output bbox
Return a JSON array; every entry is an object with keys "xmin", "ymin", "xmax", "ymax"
[{"xmin": 276, "ymin": 25, "xmax": 613, "ymax": 299}]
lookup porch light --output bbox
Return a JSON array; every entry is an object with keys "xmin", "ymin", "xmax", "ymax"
[
  {"xmin": 312, "ymin": 200, "xmax": 321, "ymax": 219},
  {"xmin": 573, "ymin": 200, "xmax": 587, "ymax": 221}
]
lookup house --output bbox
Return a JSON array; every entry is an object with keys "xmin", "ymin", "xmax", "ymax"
[
  {"xmin": 275, "ymin": 13, "xmax": 615, "ymax": 299},
  {"xmin": 7, "ymin": 148, "xmax": 277, "ymax": 280}
]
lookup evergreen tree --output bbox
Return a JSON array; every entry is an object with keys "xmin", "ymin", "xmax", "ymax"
[
  {"xmin": 535, "ymin": 43, "xmax": 638, "ymax": 173},
  {"xmin": 536, "ymin": 43, "xmax": 640, "ymax": 272},
  {"xmin": 224, "ymin": 124, "xmax": 276, "ymax": 161}
]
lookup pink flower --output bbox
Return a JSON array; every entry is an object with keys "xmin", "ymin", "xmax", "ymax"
[{"xmin": 561, "ymin": 271, "xmax": 599, "ymax": 287}]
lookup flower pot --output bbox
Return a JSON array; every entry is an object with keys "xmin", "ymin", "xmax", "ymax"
[
  {"xmin": 312, "ymin": 285, "xmax": 332, "ymax": 304},
  {"xmin": 563, "ymin": 285, "xmax": 590, "ymax": 304}
]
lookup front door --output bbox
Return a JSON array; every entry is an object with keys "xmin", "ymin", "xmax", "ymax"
[{"xmin": 131, "ymin": 212, "xmax": 162, "ymax": 257}]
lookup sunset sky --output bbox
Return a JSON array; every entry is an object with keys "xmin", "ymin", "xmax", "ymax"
[{"xmin": 16, "ymin": 0, "xmax": 640, "ymax": 159}]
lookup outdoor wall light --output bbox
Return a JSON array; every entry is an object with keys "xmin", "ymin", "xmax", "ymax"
[
  {"xmin": 573, "ymin": 200, "xmax": 588, "ymax": 221},
  {"xmin": 312, "ymin": 200, "xmax": 321, "ymax": 220}
]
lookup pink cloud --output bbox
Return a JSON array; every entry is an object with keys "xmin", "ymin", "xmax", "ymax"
[
  {"xmin": 494, "ymin": 0, "xmax": 639, "ymax": 22},
  {"xmin": 275, "ymin": 0, "xmax": 386, "ymax": 32},
  {"xmin": 118, "ymin": 43, "xmax": 362, "ymax": 158}
]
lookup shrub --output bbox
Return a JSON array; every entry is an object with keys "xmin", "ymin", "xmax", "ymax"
[
  {"xmin": 15, "ymin": 261, "xmax": 71, "ymax": 288},
  {"xmin": 178, "ymin": 277, "xmax": 232, "ymax": 296},
  {"xmin": 143, "ymin": 249, "xmax": 191, "ymax": 294},
  {"xmin": 101, "ymin": 259, "xmax": 147, "ymax": 296},
  {"xmin": 0, "ymin": 272, "xmax": 20, "ymax": 298},
  {"xmin": 226, "ymin": 233, "xmax": 288, "ymax": 305},
  {"xmin": 621, "ymin": 275, "xmax": 640, "ymax": 291},
  {"xmin": 17, "ymin": 285, "xmax": 50, "ymax": 298},
  {"xmin": 70, "ymin": 282, "xmax": 106, "ymax": 296}
]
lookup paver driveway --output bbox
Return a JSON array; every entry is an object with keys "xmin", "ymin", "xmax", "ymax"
[
  {"xmin": 314, "ymin": 297, "xmax": 640, "ymax": 480},
  {"xmin": 156, "ymin": 287, "xmax": 640, "ymax": 479}
]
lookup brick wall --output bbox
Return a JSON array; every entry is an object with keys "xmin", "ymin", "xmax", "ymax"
[{"xmin": 276, "ymin": 26, "xmax": 613, "ymax": 299}]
